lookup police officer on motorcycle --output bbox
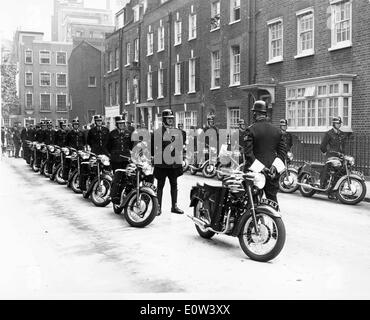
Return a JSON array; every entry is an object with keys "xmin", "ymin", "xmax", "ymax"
[
  {"xmin": 280, "ymin": 119, "xmax": 293, "ymax": 152},
  {"xmin": 87, "ymin": 115, "xmax": 110, "ymax": 156},
  {"xmin": 242, "ymin": 100, "xmax": 287, "ymax": 203},
  {"xmin": 152, "ymin": 109, "xmax": 184, "ymax": 215},
  {"xmin": 107, "ymin": 114, "xmax": 134, "ymax": 205},
  {"xmin": 44, "ymin": 120, "xmax": 55, "ymax": 145},
  {"xmin": 319, "ymin": 116, "xmax": 346, "ymax": 197},
  {"xmin": 55, "ymin": 119, "xmax": 68, "ymax": 147}
]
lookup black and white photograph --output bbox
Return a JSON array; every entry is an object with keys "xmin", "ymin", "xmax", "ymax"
[{"xmin": 0, "ymin": 0, "xmax": 370, "ymax": 306}]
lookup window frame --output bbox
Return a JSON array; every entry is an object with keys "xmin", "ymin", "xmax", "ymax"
[
  {"xmin": 210, "ymin": 0, "xmax": 221, "ymax": 31},
  {"xmin": 25, "ymin": 72, "xmax": 33, "ymax": 86},
  {"xmin": 88, "ymin": 76, "xmax": 97, "ymax": 88},
  {"xmin": 295, "ymin": 8, "xmax": 315, "ymax": 59},
  {"xmin": 230, "ymin": 0, "xmax": 241, "ymax": 24},
  {"xmin": 329, "ymin": 0, "xmax": 352, "ymax": 51},
  {"xmin": 147, "ymin": 29, "xmax": 154, "ymax": 56},
  {"xmin": 158, "ymin": 23, "xmax": 165, "ymax": 52},
  {"xmin": 211, "ymin": 50, "xmax": 221, "ymax": 90},
  {"xmin": 125, "ymin": 78, "xmax": 130, "ymax": 105},
  {"xmin": 188, "ymin": 13, "xmax": 197, "ymax": 40},
  {"xmin": 39, "ymin": 72, "xmax": 51, "ymax": 87},
  {"xmin": 134, "ymin": 38, "xmax": 140, "ymax": 62},
  {"xmin": 115, "ymin": 47, "xmax": 120, "ymax": 70},
  {"xmin": 25, "ymin": 93, "xmax": 33, "ymax": 109},
  {"xmin": 188, "ymin": 58, "xmax": 196, "ymax": 94},
  {"xmin": 147, "ymin": 68, "xmax": 153, "ymax": 101},
  {"xmin": 39, "ymin": 50, "xmax": 51, "ymax": 64},
  {"xmin": 40, "ymin": 93, "xmax": 51, "ymax": 111},
  {"xmin": 158, "ymin": 67, "xmax": 164, "ymax": 99},
  {"xmin": 227, "ymin": 107, "xmax": 240, "ymax": 130},
  {"xmin": 267, "ymin": 17, "xmax": 284, "ymax": 64},
  {"xmin": 56, "ymin": 94, "xmax": 67, "ymax": 112},
  {"xmin": 25, "ymin": 50, "xmax": 33, "ymax": 64},
  {"xmin": 56, "ymin": 51, "xmax": 67, "ymax": 65},
  {"xmin": 230, "ymin": 45, "xmax": 241, "ymax": 87},
  {"xmin": 174, "ymin": 19, "xmax": 182, "ymax": 46},
  {"xmin": 56, "ymin": 73, "xmax": 67, "ymax": 87},
  {"xmin": 125, "ymin": 43, "xmax": 131, "ymax": 66},
  {"xmin": 174, "ymin": 62, "xmax": 181, "ymax": 95}
]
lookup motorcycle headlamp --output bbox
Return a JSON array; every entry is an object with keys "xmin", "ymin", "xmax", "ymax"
[
  {"xmin": 287, "ymin": 152, "xmax": 293, "ymax": 161},
  {"xmin": 72, "ymin": 152, "xmax": 77, "ymax": 158},
  {"xmin": 253, "ymin": 172, "xmax": 266, "ymax": 190},
  {"xmin": 345, "ymin": 155, "xmax": 355, "ymax": 166},
  {"xmin": 62, "ymin": 148, "xmax": 70, "ymax": 155},
  {"xmin": 48, "ymin": 146, "xmax": 55, "ymax": 153},
  {"xmin": 99, "ymin": 155, "xmax": 110, "ymax": 166},
  {"xmin": 36, "ymin": 144, "xmax": 41, "ymax": 150},
  {"xmin": 142, "ymin": 163, "xmax": 153, "ymax": 176}
]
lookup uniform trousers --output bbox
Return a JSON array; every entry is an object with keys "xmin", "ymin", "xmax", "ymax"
[{"xmin": 154, "ymin": 167, "xmax": 183, "ymax": 208}]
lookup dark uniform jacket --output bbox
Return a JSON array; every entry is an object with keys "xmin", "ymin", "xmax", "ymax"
[
  {"xmin": 35, "ymin": 129, "xmax": 46, "ymax": 143},
  {"xmin": 107, "ymin": 128, "xmax": 133, "ymax": 163},
  {"xmin": 20, "ymin": 128, "xmax": 28, "ymax": 142},
  {"xmin": 44, "ymin": 129, "xmax": 55, "ymax": 145},
  {"xmin": 66, "ymin": 129, "xmax": 86, "ymax": 150},
  {"xmin": 282, "ymin": 131, "xmax": 293, "ymax": 151},
  {"xmin": 87, "ymin": 126, "xmax": 110, "ymax": 155},
  {"xmin": 55, "ymin": 129, "xmax": 68, "ymax": 147},
  {"xmin": 13, "ymin": 128, "xmax": 21, "ymax": 145},
  {"xmin": 152, "ymin": 126, "xmax": 183, "ymax": 170},
  {"xmin": 320, "ymin": 128, "xmax": 346, "ymax": 157},
  {"xmin": 243, "ymin": 118, "xmax": 287, "ymax": 170}
]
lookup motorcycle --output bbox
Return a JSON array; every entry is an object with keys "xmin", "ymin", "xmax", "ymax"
[
  {"xmin": 297, "ymin": 153, "xmax": 367, "ymax": 205},
  {"xmin": 30, "ymin": 142, "xmax": 43, "ymax": 173},
  {"xmin": 40, "ymin": 145, "xmax": 56, "ymax": 178},
  {"xmin": 67, "ymin": 148, "xmax": 90, "ymax": 194},
  {"xmin": 113, "ymin": 155, "xmax": 159, "ymax": 228},
  {"xmin": 189, "ymin": 168, "xmax": 286, "ymax": 262},
  {"xmin": 50, "ymin": 146, "xmax": 68, "ymax": 185},
  {"xmin": 82, "ymin": 152, "xmax": 112, "ymax": 207},
  {"xmin": 24, "ymin": 140, "xmax": 33, "ymax": 164},
  {"xmin": 278, "ymin": 151, "xmax": 299, "ymax": 193},
  {"xmin": 188, "ymin": 147, "xmax": 218, "ymax": 178},
  {"xmin": 182, "ymin": 146, "xmax": 189, "ymax": 173}
]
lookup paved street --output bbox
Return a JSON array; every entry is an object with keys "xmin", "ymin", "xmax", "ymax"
[{"xmin": 0, "ymin": 157, "xmax": 370, "ymax": 300}]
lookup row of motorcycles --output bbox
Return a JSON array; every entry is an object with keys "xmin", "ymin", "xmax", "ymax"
[{"xmin": 24, "ymin": 140, "xmax": 159, "ymax": 228}]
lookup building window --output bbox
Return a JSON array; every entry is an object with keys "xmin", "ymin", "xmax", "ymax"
[
  {"xmin": 25, "ymin": 72, "xmax": 33, "ymax": 86},
  {"xmin": 147, "ymin": 67, "xmax": 153, "ymax": 100},
  {"xmin": 211, "ymin": 1, "xmax": 220, "ymax": 31},
  {"xmin": 125, "ymin": 43, "xmax": 131, "ymax": 65},
  {"xmin": 230, "ymin": 45, "xmax": 240, "ymax": 86},
  {"xmin": 56, "ymin": 73, "xmax": 67, "ymax": 87},
  {"xmin": 211, "ymin": 50, "xmax": 220, "ymax": 89},
  {"xmin": 115, "ymin": 81, "xmax": 119, "ymax": 105},
  {"xmin": 174, "ymin": 18, "xmax": 182, "ymax": 46},
  {"xmin": 189, "ymin": 13, "xmax": 197, "ymax": 40},
  {"xmin": 147, "ymin": 28, "xmax": 154, "ymax": 56},
  {"xmin": 330, "ymin": 0, "xmax": 352, "ymax": 50},
  {"xmin": 56, "ymin": 52, "xmax": 67, "ymax": 65},
  {"xmin": 134, "ymin": 38, "xmax": 139, "ymax": 62},
  {"xmin": 25, "ymin": 50, "xmax": 33, "ymax": 64},
  {"xmin": 24, "ymin": 118, "xmax": 36, "ymax": 126},
  {"xmin": 108, "ymin": 83, "xmax": 113, "ymax": 105},
  {"xmin": 296, "ymin": 9, "xmax": 314, "ymax": 58},
  {"xmin": 188, "ymin": 58, "xmax": 196, "ymax": 93},
  {"xmin": 56, "ymin": 94, "xmax": 67, "ymax": 112},
  {"xmin": 25, "ymin": 93, "xmax": 33, "ymax": 109},
  {"xmin": 158, "ymin": 66, "xmax": 164, "ymax": 98},
  {"xmin": 227, "ymin": 108, "xmax": 240, "ymax": 130},
  {"xmin": 40, "ymin": 72, "xmax": 51, "ymax": 86},
  {"xmin": 107, "ymin": 51, "xmax": 112, "ymax": 72},
  {"xmin": 285, "ymin": 80, "xmax": 352, "ymax": 131},
  {"xmin": 126, "ymin": 79, "xmax": 130, "ymax": 104},
  {"xmin": 230, "ymin": 0, "xmax": 240, "ymax": 23},
  {"xmin": 158, "ymin": 22, "xmax": 165, "ymax": 51},
  {"xmin": 133, "ymin": 77, "xmax": 139, "ymax": 103},
  {"xmin": 176, "ymin": 111, "xmax": 197, "ymax": 130},
  {"xmin": 116, "ymin": 10, "xmax": 125, "ymax": 29},
  {"xmin": 39, "ymin": 50, "xmax": 51, "ymax": 64},
  {"xmin": 115, "ymin": 48, "xmax": 120, "ymax": 69},
  {"xmin": 133, "ymin": 5, "xmax": 140, "ymax": 22},
  {"xmin": 175, "ymin": 62, "xmax": 181, "ymax": 95},
  {"xmin": 267, "ymin": 18, "xmax": 283, "ymax": 64},
  {"xmin": 40, "ymin": 94, "xmax": 51, "ymax": 111},
  {"xmin": 88, "ymin": 76, "xmax": 96, "ymax": 87}
]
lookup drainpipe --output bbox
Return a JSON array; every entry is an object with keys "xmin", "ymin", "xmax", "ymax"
[
  {"xmin": 119, "ymin": 27, "xmax": 123, "ymax": 114},
  {"xmin": 167, "ymin": 11, "xmax": 172, "ymax": 110}
]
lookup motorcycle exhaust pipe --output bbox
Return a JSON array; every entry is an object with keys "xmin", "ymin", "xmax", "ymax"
[
  {"xmin": 297, "ymin": 182, "xmax": 327, "ymax": 192},
  {"xmin": 187, "ymin": 214, "xmax": 229, "ymax": 234}
]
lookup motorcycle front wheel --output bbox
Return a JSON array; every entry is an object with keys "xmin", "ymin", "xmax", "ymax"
[
  {"xmin": 32, "ymin": 159, "xmax": 39, "ymax": 173},
  {"xmin": 336, "ymin": 178, "xmax": 366, "ymax": 205},
  {"xmin": 42, "ymin": 162, "xmax": 51, "ymax": 178},
  {"xmin": 71, "ymin": 172, "xmax": 82, "ymax": 194},
  {"xmin": 194, "ymin": 200, "xmax": 215, "ymax": 239},
  {"xmin": 279, "ymin": 170, "xmax": 299, "ymax": 193},
  {"xmin": 91, "ymin": 177, "xmax": 112, "ymax": 207},
  {"xmin": 238, "ymin": 211, "xmax": 286, "ymax": 262},
  {"xmin": 202, "ymin": 162, "xmax": 217, "ymax": 178},
  {"xmin": 123, "ymin": 191, "xmax": 158, "ymax": 228},
  {"xmin": 55, "ymin": 166, "xmax": 67, "ymax": 185}
]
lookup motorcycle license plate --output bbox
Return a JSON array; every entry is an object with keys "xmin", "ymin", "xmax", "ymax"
[
  {"xmin": 143, "ymin": 182, "xmax": 157, "ymax": 192},
  {"xmin": 260, "ymin": 198, "xmax": 279, "ymax": 211}
]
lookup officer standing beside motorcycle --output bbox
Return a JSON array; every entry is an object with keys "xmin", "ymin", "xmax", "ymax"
[
  {"xmin": 280, "ymin": 119, "xmax": 293, "ymax": 152},
  {"xmin": 35, "ymin": 120, "xmax": 46, "ymax": 143},
  {"xmin": 242, "ymin": 101, "xmax": 287, "ymax": 203},
  {"xmin": 107, "ymin": 115, "xmax": 134, "ymax": 205},
  {"xmin": 319, "ymin": 116, "xmax": 346, "ymax": 197},
  {"xmin": 66, "ymin": 119, "xmax": 86, "ymax": 150},
  {"xmin": 87, "ymin": 115, "xmax": 110, "ymax": 156},
  {"xmin": 55, "ymin": 120, "xmax": 68, "ymax": 147},
  {"xmin": 44, "ymin": 120, "xmax": 55, "ymax": 145},
  {"xmin": 152, "ymin": 109, "xmax": 184, "ymax": 215}
]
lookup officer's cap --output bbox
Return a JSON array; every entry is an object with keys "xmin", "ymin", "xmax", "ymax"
[
  {"xmin": 332, "ymin": 116, "xmax": 342, "ymax": 124},
  {"xmin": 72, "ymin": 118, "xmax": 79, "ymax": 125},
  {"xmin": 280, "ymin": 119, "xmax": 288, "ymax": 126},
  {"xmin": 162, "ymin": 109, "xmax": 174, "ymax": 118},
  {"xmin": 93, "ymin": 115, "xmax": 103, "ymax": 122},
  {"xmin": 252, "ymin": 100, "xmax": 267, "ymax": 113},
  {"xmin": 207, "ymin": 113, "xmax": 215, "ymax": 120},
  {"xmin": 115, "ymin": 115, "xmax": 126, "ymax": 123}
]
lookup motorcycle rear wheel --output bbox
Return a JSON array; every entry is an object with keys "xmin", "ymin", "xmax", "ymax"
[
  {"xmin": 238, "ymin": 212, "xmax": 286, "ymax": 262},
  {"xmin": 336, "ymin": 178, "xmax": 366, "ymax": 205},
  {"xmin": 202, "ymin": 163, "xmax": 217, "ymax": 179},
  {"xmin": 91, "ymin": 177, "xmax": 112, "ymax": 207},
  {"xmin": 279, "ymin": 170, "xmax": 298, "ymax": 193},
  {"xmin": 194, "ymin": 200, "xmax": 215, "ymax": 239},
  {"xmin": 299, "ymin": 173, "xmax": 316, "ymax": 197},
  {"xmin": 123, "ymin": 191, "xmax": 158, "ymax": 228}
]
